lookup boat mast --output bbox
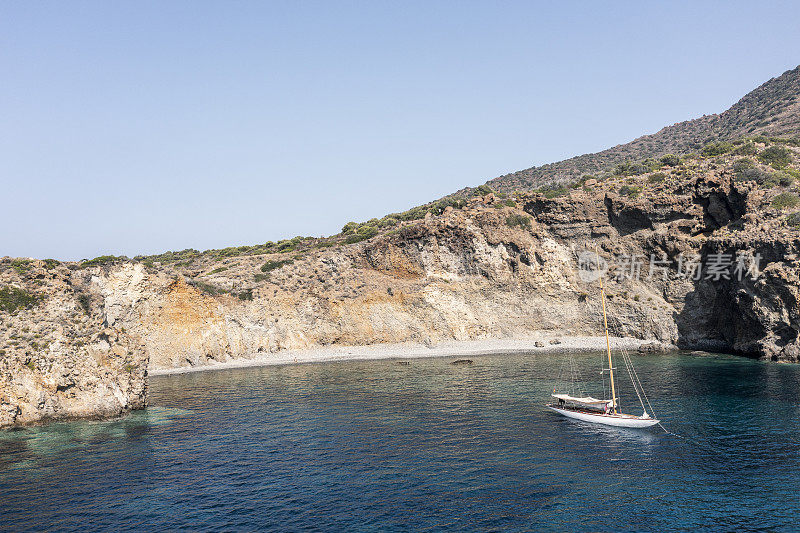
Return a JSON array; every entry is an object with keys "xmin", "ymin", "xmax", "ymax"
[{"xmin": 597, "ymin": 250, "xmax": 618, "ymax": 415}]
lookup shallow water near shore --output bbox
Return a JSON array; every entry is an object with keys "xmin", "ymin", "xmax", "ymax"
[{"xmin": 2, "ymin": 351, "xmax": 800, "ymax": 532}]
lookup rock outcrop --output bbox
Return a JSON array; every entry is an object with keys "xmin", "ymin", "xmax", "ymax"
[{"xmin": 0, "ymin": 261, "xmax": 148, "ymax": 427}]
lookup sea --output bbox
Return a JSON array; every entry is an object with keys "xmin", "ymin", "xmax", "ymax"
[{"xmin": 1, "ymin": 351, "xmax": 799, "ymax": 532}]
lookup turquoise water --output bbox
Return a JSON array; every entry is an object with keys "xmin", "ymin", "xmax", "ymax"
[{"xmin": 2, "ymin": 352, "xmax": 800, "ymax": 532}]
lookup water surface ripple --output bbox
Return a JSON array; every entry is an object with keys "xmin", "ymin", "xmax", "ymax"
[{"xmin": 1, "ymin": 352, "xmax": 799, "ymax": 532}]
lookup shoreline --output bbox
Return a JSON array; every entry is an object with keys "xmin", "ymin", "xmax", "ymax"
[{"xmin": 148, "ymin": 336, "xmax": 673, "ymax": 376}]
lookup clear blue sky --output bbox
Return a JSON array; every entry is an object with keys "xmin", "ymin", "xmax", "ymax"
[{"xmin": 2, "ymin": 1, "xmax": 799, "ymax": 260}]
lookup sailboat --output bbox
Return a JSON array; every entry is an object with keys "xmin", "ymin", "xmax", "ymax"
[{"xmin": 547, "ymin": 252, "xmax": 660, "ymax": 429}]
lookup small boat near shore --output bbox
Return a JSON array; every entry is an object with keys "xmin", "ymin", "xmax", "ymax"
[
  {"xmin": 547, "ymin": 394, "xmax": 658, "ymax": 428},
  {"xmin": 548, "ymin": 250, "xmax": 660, "ymax": 429}
]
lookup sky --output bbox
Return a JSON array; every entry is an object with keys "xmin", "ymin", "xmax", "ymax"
[{"xmin": 2, "ymin": 1, "xmax": 800, "ymax": 260}]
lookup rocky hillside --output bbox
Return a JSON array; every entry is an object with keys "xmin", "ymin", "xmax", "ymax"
[
  {"xmin": 480, "ymin": 65, "xmax": 800, "ymax": 193},
  {"xmin": 2, "ymin": 69, "xmax": 800, "ymax": 427}
]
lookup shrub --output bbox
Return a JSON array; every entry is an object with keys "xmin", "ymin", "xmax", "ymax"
[
  {"xmin": 778, "ymin": 172, "xmax": 796, "ymax": 187},
  {"xmin": 701, "ymin": 141, "xmax": 733, "ymax": 157},
  {"xmin": 341, "ymin": 222, "xmax": 358, "ymax": 234},
  {"xmin": 758, "ymin": 146, "xmax": 793, "ymax": 169},
  {"xmin": 772, "ymin": 193, "xmax": 800, "ymax": 210},
  {"xmin": 394, "ymin": 205, "xmax": 429, "ymax": 221},
  {"xmin": 208, "ymin": 266, "xmax": 228, "ymax": 275},
  {"xmin": 261, "ymin": 259, "xmax": 293, "ymax": 273},
  {"xmin": 472, "ymin": 184, "xmax": 494, "ymax": 197},
  {"xmin": 506, "ymin": 214, "xmax": 531, "ymax": 230},
  {"xmin": 786, "ymin": 212, "xmax": 800, "ymax": 228},
  {"xmin": 42, "ymin": 259, "xmax": 60, "ymax": 270},
  {"xmin": 188, "ymin": 280, "xmax": 228, "ymax": 296},
  {"xmin": 357, "ymin": 224, "xmax": 377, "ymax": 235},
  {"xmin": 615, "ymin": 161, "xmax": 652, "ymax": 176},
  {"xmin": 535, "ymin": 183, "xmax": 569, "ymax": 198},
  {"xmin": 429, "ymin": 197, "xmax": 467, "ymax": 215},
  {"xmin": 733, "ymin": 143, "xmax": 757, "ymax": 156},
  {"xmin": 0, "ymin": 285, "xmax": 42, "ymax": 314},
  {"xmin": 659, "ymin": 154, "xmax": 681, "ymax": 167},
  {"xmin": 253, "ymin": 273, "xmax": 269, "ymax": 282},
  {"xmin": 79, "ymin": 255, "xmax": 126, "ymax": 268},
  {"xmin": 504, "ymin": 199, "xmax": 516, "ymax": 207},
  {"xmin": 771, "ymin": 136, "xmax": 800, "ymax": 147},
  {"xmin": 238, "ymin": 289, "xmax": 254, "ymax": 301},
  {"xmin": 377, "ymin": 216, "xmax": 399, "ymax": 228},
  {"xmin": 619, "ymin": 185, "xmax": 641, "ymax": 198},
  {"xmin": 570, "ymin": 175, "xmax": 592, "ymax": 189},
  {"xmin": 345, "ymin": 226, "xmax": 378, "ymax": 244},
  {"xmin": 10, "ymin": 259, "xmax": 33, "ymax": 274},
  {"xmin": 648, "ymin": 172, "xmax": 666, "ymax": 183},
  {"xmin": 733, "ymin": 158, "xmax": 774, "ymax": 185}
]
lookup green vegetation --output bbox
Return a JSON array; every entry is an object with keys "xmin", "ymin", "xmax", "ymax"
[
  {"xmin": 208, "ymin": 266, "xmax": 229, "ymax": 275},
  {"xmin": 0, "ymin": 285, "xmax": 42, "ymax": 314},
  {"xmin": 659, "ymin": 154, "xmax": 681, "ymax": 167},
  {"xmin": 42, "ymin": 259, "xmax": 60, "ymax": 270},
  {"xmin": 733, "ymin": 142, "xmax": 757, "ymax": 156},
  {"xmin": 345, "ymin": 224, "xmax": 379, "ymax": 244},
  {"xmin": 615, "ymin": 160, "xmax": 657, "ymax": 177},
  {"xmin": 648, "ymin": 172, "xmax": 666, "ymax": 183},
  {"xmin": 275, "ymin": 236, "xmax": 305, "ymax": 253},
  {"xmin": 377, "ymin": 216, "xmax": 399, "ymax": 228},
  {"xmin": 472, "ymin": 184, "xmax": 494, "ymax": 197},
  {"xmin": 26, "ymin": 360, "xmax": 36, "ymax": 372},
  {"xmin": 188, "ymin": 280, "xmax": 228, "ymax": 296},
  {"xmin": 534, "ymin": 183, "xmax": 569, "ymax": 198},
  {"xmin": 733, "ymin": 158, "xmax": 775, "ymax": 185},
  {"xmin": 123, "ymin": 363, "xmax": 136, "ymax": 373},
  {"xmin": 504, "ymin": 199, "xmax": 516, "ymax": 207},
  {"xmin": 505, "ymin": 214, "xmax": 531, "ymax": 230},
  {"xmin": 619, "ymin": 185, "xmax": 641, "ymax": 198},
  {"xmin": 701, "ymin": 141, "xmax": 734, "ymax": 157},
  {"xmin": 786, "ymin": 212, "xmax": 800, "ymax": 228},
  {"xmin": 778, "ymin": 171, "xmax": 796, "ymax": 187},
  {"xmin": 758, "ymin": 146, "xmax": 793, "ymax": 169},
  {"xmin": 261, "ymin": 259, "xmax": 293, "ymax": 273},
  {"xmin": 238, "ymin": 289, "xmax": 254, "ymax": 301},
  {"xmin": 10, "ymin": 259, "xmax": 33, "ymax": 274},
  {"xmin": 772, "ymin": 192, "xmax": 800, "ymax": 210},
  {"xmin": 79, "ymin": 255, "xmax": 127, "ymax": 268},
  {"xmin": 76, "ymin": 292, "xmax": 92, "ymax": 314},
  {"xmin": 253, "ymin": 273, "xmax": 269, "ymax": 282},
  {"xmin": 428, "ymin": 197, "xmax": 467, "ymax": 215}
]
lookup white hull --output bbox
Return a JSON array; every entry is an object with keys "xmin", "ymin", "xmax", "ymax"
[{"xmin": 548, "ymin": 406, "xmax": 659, "ymax": 428}]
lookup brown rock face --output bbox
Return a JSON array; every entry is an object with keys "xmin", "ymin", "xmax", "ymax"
[
  {"xmin": 0, "ymin": 260, "xmax": 148, "ymax": 427},
  {"xmin": 521, "ymin": 159, "xmax": 800, "ymax": 361}
]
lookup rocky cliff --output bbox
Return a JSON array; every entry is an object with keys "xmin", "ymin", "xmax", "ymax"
[
  {"xmin": 0, "ymin": 261, "xmax": 148, "ymax": 426},
  {"xmin": 2, "ymin": 69, "xmax": 800, "ymax": 427}
]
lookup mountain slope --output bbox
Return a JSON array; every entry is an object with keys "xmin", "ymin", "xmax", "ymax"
[{"xmin": 483, "ymin": 65, "xmax": 800, "ymax": 193}]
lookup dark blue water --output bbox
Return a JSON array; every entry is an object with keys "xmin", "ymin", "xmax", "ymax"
[{"xmin": 2, "ymin": 352, "xmax": 800, "ymax": 532}]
